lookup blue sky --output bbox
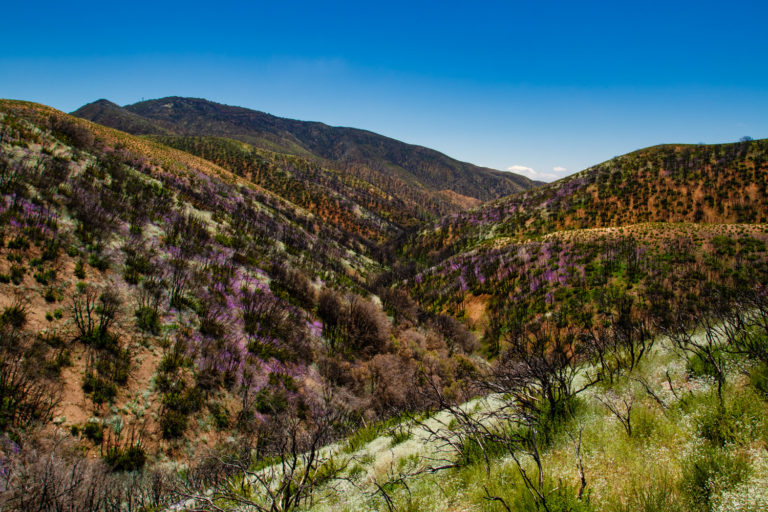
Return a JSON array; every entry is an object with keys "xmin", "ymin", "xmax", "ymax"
[{"xmin": 1, "ymin": 1, "xmax": 767, "ymax": 181}]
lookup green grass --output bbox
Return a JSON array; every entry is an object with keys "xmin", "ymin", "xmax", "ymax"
[{"xmin": 297, "ymin": 338, "xmax": 768, "ymax": 512}]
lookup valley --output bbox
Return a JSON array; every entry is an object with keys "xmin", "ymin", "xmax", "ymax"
[{"xmin": 0, "ymin": 98, "xmax": 766, "ymax": 511}]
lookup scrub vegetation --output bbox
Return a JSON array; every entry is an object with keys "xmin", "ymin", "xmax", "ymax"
[{"xmin": 0, "ymin": 98, "xmax": 766, "ymax": 511}]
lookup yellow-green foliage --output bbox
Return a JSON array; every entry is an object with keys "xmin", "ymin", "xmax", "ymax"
[{"xmin": 299, "ymin": 339, "xmax": 768, "ymax": 512}]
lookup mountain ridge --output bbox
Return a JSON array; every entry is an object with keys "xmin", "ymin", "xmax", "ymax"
[{"xmin": 72, "ymin": 96, "xmax": 540, "ymax": 206}]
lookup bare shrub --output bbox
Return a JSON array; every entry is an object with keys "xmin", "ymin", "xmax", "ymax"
[
  {"xmin": 432, "ymin": 314, "xmax": 478, "ymax": 354},
  {"xmin": 0, "ymin": 327, "xmax": 58, "ymax": 431},
  {"xmin": 0, "ymin": 433, "xmax": 176, "ymax": 511},
  {"xmin": 347, "ymin": 295, "xmax": 391, "ymax": 356},
  {"xmin": 49, "ymin": 116, "xmax": 95, "ymax": 149},
  {"xmin": 175, "ymin": 402, "xmax": 348, "ymax": 511}
]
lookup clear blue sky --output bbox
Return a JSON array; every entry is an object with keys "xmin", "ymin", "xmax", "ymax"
[{"xmin": 2, "ymin": 1, "xmax": 767, "ymax": 181}]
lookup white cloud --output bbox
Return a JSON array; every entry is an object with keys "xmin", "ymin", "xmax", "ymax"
[
  {"xmin": 506, "ymin": 164, "xmax": 559, "ymax": 181},
  {"xmin": 507, "ymin": 164, "xmax": 536, "ymax": 174},
  {"xmin": 553, "ymin": 166, "xmax": 568, "ymax": 172}
]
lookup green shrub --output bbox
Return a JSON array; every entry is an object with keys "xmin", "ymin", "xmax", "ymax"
[
  {"xmin": 159, "ymin": 385, "xmax": 204, "ymax": 439},
  {"xmin": 389, "ymin": 428, "xmax": 411, "ymax": 447},
  {"xmin": 41, "ymin": 239, "xmax": 60, "ymax": 261},
  {"xmin": 83, "ymin": 421, "xmax": 103, "ymax": 444},
  {"xmin": 494, "ymin": 480, "xmax": 594, "ymax": 512},
  {"xmin": 7, "ymin": 235, "xmax": 29, "ymax": 251},
  {"xmin": 749, "ymin": 362, "xmax": 768, "ymax": 396},
  {"xmin": 697, "ymin": 389, "xmax": 766, "ymax": 447},
  {"xmin": 43, "ymin": 287, "xmax": 57, "ymax": 302},
  {"xmin": 537, "ymin": 395, "xmax": 585, "ymax": 446},
  {"xmin": 157, "ymin": 353, "xmax": 183, "ymax": 374},
  {"xmin": 44, "ymin": 350, "xmax": 71, "ymax": 377},
  {"xmin": 103, "ymin": 444, "xmax": 146, "ymax": 472},
  {"xmin": 456, "ymin": 434, "xmax": 509, "ymax": 467},
  {"xmin": 343, "ymin": 422, "xmax": 385, "ymax": 454},
  {"xmin": 0, "ymin": 304, "xmax": 27, "ymax": 329},
  {"xmin": 82, "ymin": 374, "xmax": 118, "ymax": 404},
  {"xmin": 544, "ymin": 485, "xmax": 595, "ymax": 512},
  {"xmin": 687, "ymin": 350, "xmax": 727, "ymax": 379},
  {"xmin": 88, "ymin": 253, "xmax": 110, "ymax": 272},
  {"xmin": 680, "ymin": 445, "xmax": 750, "ymax": 511},
  {"xmin": 123, "ymin": 266, "xmax": 140, "ymax": 285},
  {"xmin": 9, "ymin": 265, "xmax": 24, "ymax": 285},
  {"xmin": 630, "ymin": 404, "xmax": 662, "ymax": 440},
  {"xmin": 254, "ymin": 388, "xmax": 288, "ymax": 414},
  {"xmin": 160, "ymin": 409, "xmax": 188, "ymax": 439},
  {"xmin": 208, "ymin": 402, "xmax": 230, "ymax": 430},
  {"xmin": 135, "ymin": 306, "xmax": 160, "ymax": 334},
  {"xmin": 614, "ymin": 476, "xmax": 682, "ymax": 512},
  {"xmin": 33, "ymin": 268, "xmax": 56, "ymax": 285},
  {"xmin": 74, "ymin": 259, "xmax": 86, "ymax": 279}
]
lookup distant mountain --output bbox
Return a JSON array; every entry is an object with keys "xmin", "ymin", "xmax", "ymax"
[
  {"xmin": 72, "ymin": 97, "xmax": 539, "ymax": 209},
  {"xmin": 70, "ymin": 99, "xmax": 172, "ymax": 136}
]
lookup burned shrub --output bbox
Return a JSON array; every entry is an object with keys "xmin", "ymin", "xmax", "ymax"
[
  {"xmin": 346, "ymin": 295, "xmax": 391, "ymax": 356},
  {"xmin": 432, "ymin": 314, "xmax": 478, "ymax": 354},
  {"xmin": 379, "ymin": 287, "xmax": 420, "ymax": 326},
  {"xmin": 49, "ymin": 116, "xmax": 95, "ymax": 149},
  {"xmin": 0, "ymin": 154, "xmax": 24, "ymax": 194},
  {"xmin": 318, "ymin": 289, "xmax": 391, "ymax": 357},
  {"xmin": 0, "ymin": 327, "xmax": 58, "ymax": 430},
  {"xmin": 270, "ymin": 262, "xmax": 316, "ymax": 309}
]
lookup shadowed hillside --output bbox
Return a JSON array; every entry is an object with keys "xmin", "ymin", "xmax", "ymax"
[{"xmin": 73, "ymin": 97, "xmax": 539, "ymax": 215}]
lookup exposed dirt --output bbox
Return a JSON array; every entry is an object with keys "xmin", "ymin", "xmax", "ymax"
[
  {"xmin": 438, "ymin": 189, "xmax": 482, "ymax": 209},
  {"xmin": 460, "ymin": 293, "xmax": 490, "ymax": 332}
]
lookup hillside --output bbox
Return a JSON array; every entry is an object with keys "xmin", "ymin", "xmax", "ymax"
[
  {"xmin": 0, "ymin": 100, "xmax": 481, "ymax": 502},
  {"xmin": 399, "ymin": 141, "xmax": 768, "ymax": 353},
  {"xmin": 144, "ymin": 134, "xmax": 459, "ymax": 236},
  {"xmin": 70, "ymin": 99, "xmax": 173, "ymax": 136},
  {"xmin": 2, "ymin": 98, "xmax": 768, "ymax": 512},
  {"xmin": 405, "ymin": 141, "xmax": 768, "ymax": 264},
  {"xmin": 72, "ymin": 97, "xmax": 539, "ymax": 214},
  {"xmin": 188, "ymin": 330, "xmax": 768, "ymax": 512}
]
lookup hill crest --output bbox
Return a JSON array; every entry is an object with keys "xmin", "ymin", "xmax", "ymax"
[{"xmin": 73, "ymin": 96, "xmax": 539, "ymax": 206}]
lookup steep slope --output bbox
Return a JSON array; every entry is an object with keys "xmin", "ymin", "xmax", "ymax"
[
  {"xmin": 401, "ymin": 140, "xmax": 768, "ymax": 351},
  {"xmin": 4, "ymin": 99, "xmax": 768, "ymax": 512},
  {"xmin": 0, "ymin": 100, "xmax": 479, "ymax": 471},
  {"xmin": 146, "ymin": 134, "xmax": 458, "ymax": 235},
  {"xmin": 406, "ymin": 140, "xmax": 768, "ymax": 264},
  {"xmin": 72, "ymin": 97, "xmax": 539, "ymax": 212}
]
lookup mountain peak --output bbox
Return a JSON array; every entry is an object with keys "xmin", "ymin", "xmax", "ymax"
[{"xmin": 75, "ymin": 96, "xmax": 538, "ymax": 203}]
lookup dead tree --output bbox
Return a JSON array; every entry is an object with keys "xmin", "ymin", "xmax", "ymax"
[
  {"xmin": 411, "ymin": 326, "xmax": 596, "ymax": 512},
  {"xmin": 726, "ymin": 285, "xmax": 768, "ymax": 364},
  {"xmin": 586, "ymin": 292, "xmax": 655, "ymax": 382},
  {"xmin": 596, "ymin": 389, "xmax": 634, "ymax": 437},
  {"xmin": 665, "ymin": 308, "xmax": 729, "ymax": 401},
  {"xmin": 175, "ymin": 405, "xmax": 348, "ymax": 511}
]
